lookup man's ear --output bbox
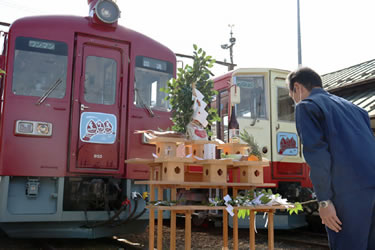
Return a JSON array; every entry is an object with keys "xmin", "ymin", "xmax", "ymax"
[
  {"xmin": 293, "ymin": 86, "xmax": 297, "ymax": 93},
  {"xmin": 293, "ymin": 82, "xmax": 300, "ymax": 93}
]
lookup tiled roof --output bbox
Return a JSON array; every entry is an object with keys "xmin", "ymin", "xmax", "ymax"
[
  {"xmin": 339, "ymin": 88, "xmax": 375, "ymax": 117},
  {"xmin": 321, "ymin": 59, "xmax": 375, "ymax": 117},
  {"xmin": 322, "ymin": 59, "xmax": 375, "ymax": 91}
]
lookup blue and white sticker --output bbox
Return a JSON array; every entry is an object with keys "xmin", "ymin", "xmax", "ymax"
[
  {"xmin": 277, "ymin": 132, "xmax": 298, "ymax": 156},
  {"xmin": 80, "ymin": 112, "xmax": 117, "ymax": 144}
]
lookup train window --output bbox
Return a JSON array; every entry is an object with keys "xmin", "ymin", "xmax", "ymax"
[
  {"xmin": 210, "ymin": 92, "xmax": 228, "ymax": 141},
  {"xmin": 277, "ymin": 87, "xmax": 295, "ymax": 122},
  {"xmin": 134, "ymin": 56, "xmax": 173, "ymax": 111},
  {"xmin": 12, "ymin": 37, "xmax": 67, "ymax": 98},
  {"xmin": 84, "ymin": 56, "xmax": 117, "ymax": 105},
  {"xmin": 234, "ymin": 75, "xmax": 267, "ymax": 120}
]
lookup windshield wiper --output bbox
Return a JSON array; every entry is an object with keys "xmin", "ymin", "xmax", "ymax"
[
  {"xmin": 134, "ymin": 87, "xmax": 155, "ymax": 117},
  {"xmin": 35, "ymin": 78, "xmax": 62, "ymax": 105}
]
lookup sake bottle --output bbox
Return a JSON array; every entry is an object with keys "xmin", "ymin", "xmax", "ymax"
[{"xmin": 228, "ymin": 105, "xmax": 239, "ymax": 143}]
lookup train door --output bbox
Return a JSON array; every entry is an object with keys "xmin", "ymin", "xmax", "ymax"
[
  {"xmin": 69, "ymin": 35, "xmax": 128, "ymax": 175},
  {"xmin": 270, "ymin": 70, "xmax": 305, "ymax": 179},
  {"xmin": 235, "ymin": 72, "xmax": 272, "ymax": 160}
]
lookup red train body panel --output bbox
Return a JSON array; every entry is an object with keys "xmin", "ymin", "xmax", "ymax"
[
  {"xmin": 0, "ymin": 14, "xmax": 174, "ymax": 178},
  {"xmin": 0, "ymin": 0, "xmax": 175, "ymax": 238}
]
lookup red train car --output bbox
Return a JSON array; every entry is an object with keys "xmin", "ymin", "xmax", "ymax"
[{"xmin": 0, "ymin": 0, "xmax": 174, "ymax": 238}]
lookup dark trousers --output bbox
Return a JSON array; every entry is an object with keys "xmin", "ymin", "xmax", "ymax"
[{"xmin": 326, "ymin": 188, "xmax": 375, "ymax": 250}]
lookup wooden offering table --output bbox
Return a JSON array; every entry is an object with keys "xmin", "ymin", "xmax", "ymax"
[
  {"xmin": 231, "ymin": 205, "xmax": 286, "ymax": 250},
  {"xmin": 126, "ymin": 138, "xmax": 285, "ymax": 250},
  {"xmin": 134, "ymin": 180, "xmax": 283, "ymax": 250}
]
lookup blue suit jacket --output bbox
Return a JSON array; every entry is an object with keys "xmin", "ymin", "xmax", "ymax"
[{"xmin": 295, "ymin": 88, "xmax": 375, "ymax": 201}]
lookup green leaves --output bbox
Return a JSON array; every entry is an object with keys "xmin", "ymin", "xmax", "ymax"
[
  {"xmin": 0, "ymin": 68, "xmax": 5, "ymax": 78},
  {"xmin": 239, "ymin": 130, "xmax": 262, "ymax": 160},
  {"xmin": 162, "ymin": 45, "xmax": 220, "ymax": 134},
  {"xmin": 238, "ymin": 209, "xmax": 250, "ymax": 219},
  {"xmin": 208, "ymin": 189, "xmax": 305, "ymax": 218},
  {"xmin": 287, "ymin": 202, "xmax": 304, "ymax": 215}
]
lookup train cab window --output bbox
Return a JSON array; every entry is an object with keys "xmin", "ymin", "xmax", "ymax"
[
  {"xmin": 84, "ymin": 56, "xmax": 117, "ymax": 105},
  {"xmin": 134, "ymin": 56, "xmax": 173, "ymax": 111},
  {"xmin": 234, "ymin": 75, "xmax": 267, "ymax": 119},
  {"xmin": 213, "ymin": 90, "xmax": 229, "ymax": 142},
  {"xmin": 277, "ymin": 87, "xmax": 295, "ymax": 122},
  {"xmin": 12, "ymin": 37, "xmax": 67, "ymax": 98}
]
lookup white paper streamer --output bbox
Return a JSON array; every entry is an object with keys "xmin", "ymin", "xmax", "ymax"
[
  {"xmin": 263, "ymin": 212, "xmax": 268, "ymax": 228},
  {"xmin": 226, "ymin": 204, "xmax": 234, "ymax": 216},
  {"xmin": 223, "ymin": 194, "xmax": 232, "ymax": 203}
]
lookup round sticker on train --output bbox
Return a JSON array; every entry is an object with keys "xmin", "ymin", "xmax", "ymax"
[{"xmin": 80, "ymin": 112, "xmax": 117, "ymax": 144}]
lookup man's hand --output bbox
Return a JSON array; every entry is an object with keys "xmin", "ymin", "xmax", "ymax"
[{"xmin": 319, "ymin": 202, "xmax": 342, "ymax": 232}]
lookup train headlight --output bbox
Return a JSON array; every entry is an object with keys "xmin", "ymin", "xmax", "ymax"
[
  {"xmin": 95, "ymin": 0, "xmax": 120, "ymax": 24},
  {"xmin": 36, "ymin": 123, "xmax": 50, "ymax": 135},
  {"xmin": 15, "ymin": 120, "xmax": 52, "ymax": 137}
]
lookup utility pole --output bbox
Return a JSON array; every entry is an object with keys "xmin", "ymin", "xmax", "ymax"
[
  {"xmin": 297, "ymin": 0, "xmax": 302, "ymax": 66},
  {"xmin": 221, "ymin": 24, "xmax": 236, "ymax": 71}
]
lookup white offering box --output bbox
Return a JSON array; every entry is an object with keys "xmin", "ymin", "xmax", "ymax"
[{"xmin": 203, "ymin": 143, "xmax": 216, "ymax": 159}]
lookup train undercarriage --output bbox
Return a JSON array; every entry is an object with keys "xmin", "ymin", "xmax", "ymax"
[{"xmin": 0, "ymin": 176, "xmax": 150, "ymax": 238}]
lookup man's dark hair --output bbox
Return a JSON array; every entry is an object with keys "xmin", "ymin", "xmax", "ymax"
[{"xmin": 287, "ymin": 67, "xmax": 323, "ymax": 91}]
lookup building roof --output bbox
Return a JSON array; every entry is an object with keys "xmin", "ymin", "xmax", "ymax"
[
  {"xmin": 322, "ymin": 59, "xmax": 375, "ymax": 91},
  {"xmin": 339, "ymin": 88, "xmax": 375, "ymax": 117},
  {"xmin": 322, "ymin": 59, "xmax": 375, "ymax": 118}
]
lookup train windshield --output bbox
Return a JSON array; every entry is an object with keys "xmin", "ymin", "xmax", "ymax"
[
  {"xmin": 278, "ymin": 87, "xmax": 295, "ymax": 122},
  {"xmin": 233, "ymin": 75, "xmax": 267, "ymax": 119},
  {"xmin": 12, "ymin": 37, "xmax": 68, "ymax": 98},
  {"xmin": 134, "ymin": 56, "xmax": 173, "ymax": 111}
]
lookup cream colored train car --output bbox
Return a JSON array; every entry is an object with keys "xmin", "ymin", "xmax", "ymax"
[{"xmin": 212, "ymin": 68, "xmax": 314, "ymax": 205}]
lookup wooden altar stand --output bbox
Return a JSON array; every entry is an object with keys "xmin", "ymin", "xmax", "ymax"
[
  {"xmin": 126, "ymin": 138, "xmax": 285, "ymax": 250},
  {"xmin": 134, "ymin": 180, "xmax": 284, "ymax": 250}
]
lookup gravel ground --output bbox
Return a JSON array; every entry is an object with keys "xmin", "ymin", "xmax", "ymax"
[
  {"xmin": 122, "ymin": 219, "xmax": 329, "ymax": 250},
  {"xmin": 0, "ymin": 217, "xmax": 328, "ymax": 249}
]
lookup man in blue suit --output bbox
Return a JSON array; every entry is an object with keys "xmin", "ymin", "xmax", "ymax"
[{"xmin": 287, "ymin": 67, "xmax": 375, "ymax": 249}]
